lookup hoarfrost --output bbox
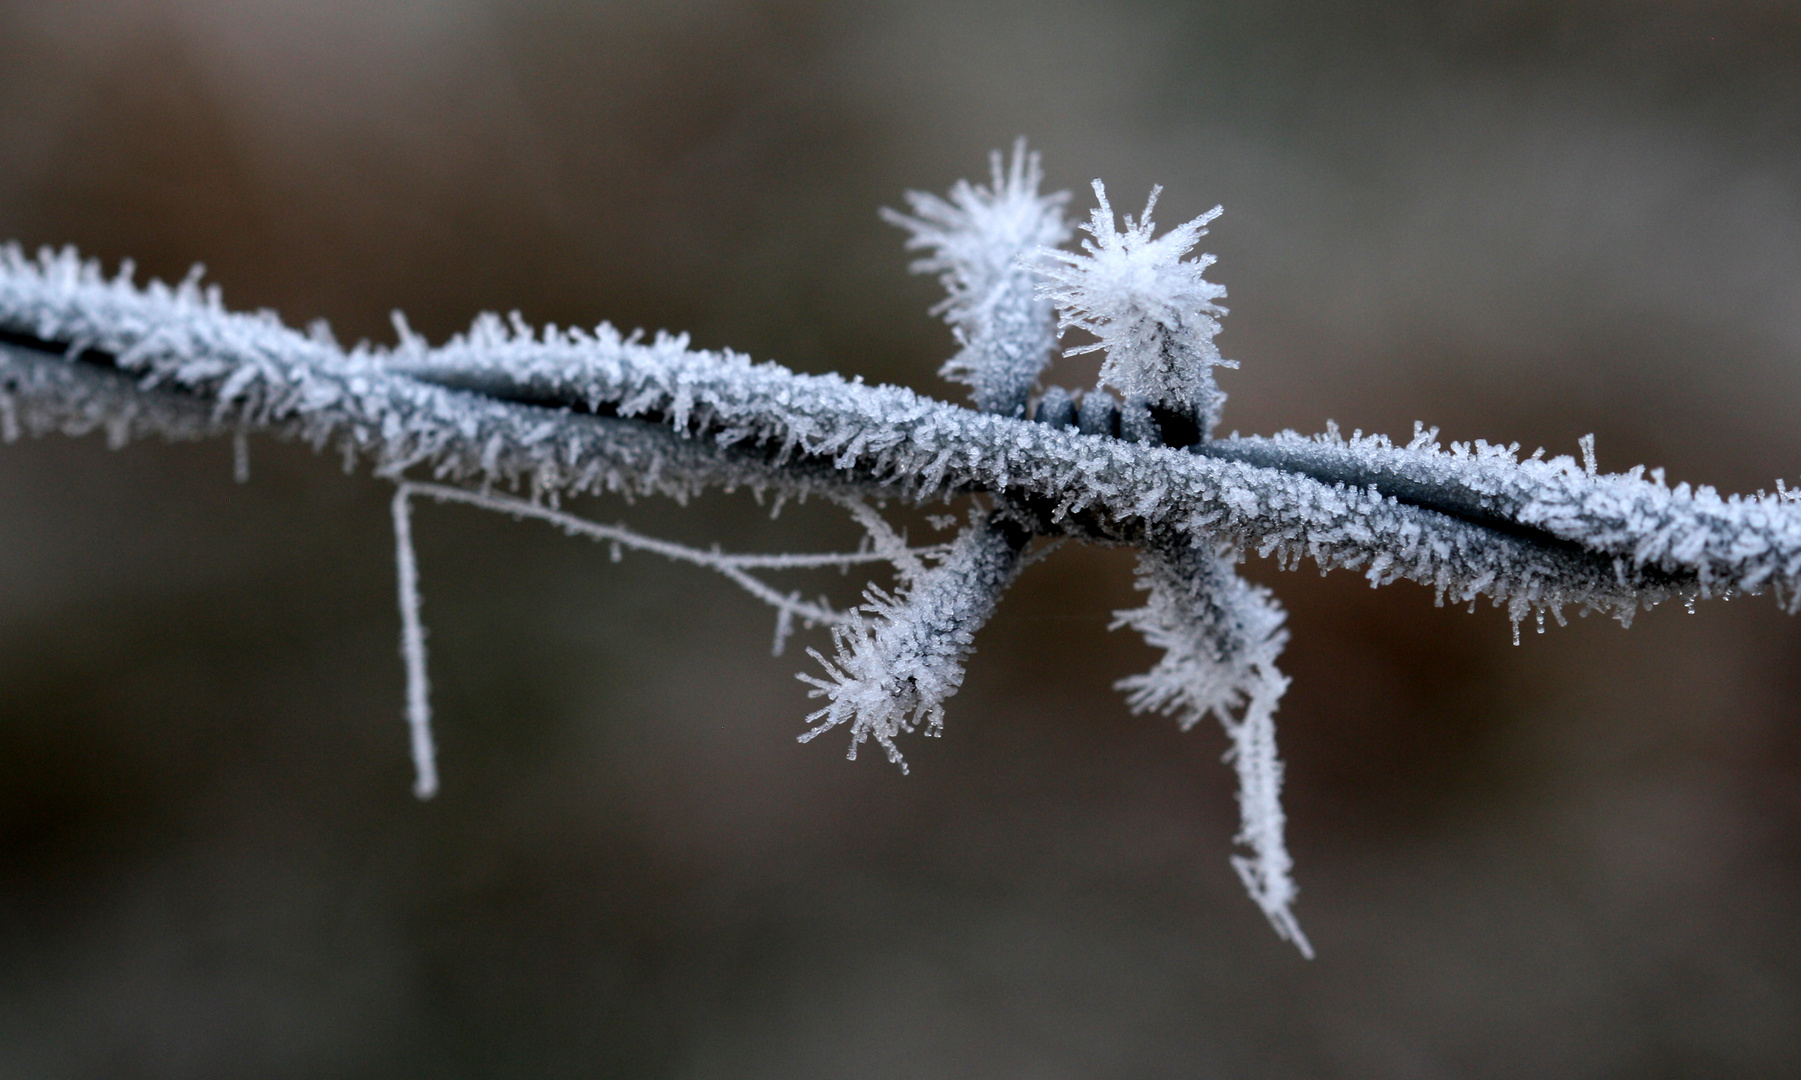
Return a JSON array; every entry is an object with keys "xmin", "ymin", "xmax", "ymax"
[
  {"xmin": 883, "ymin": 139, "xmax": 1070, "ymax": 417},
  {"xmin": 3, "ymin": 143, "xmax": 1800, "ymax": 957},
  {"xmin": 1034, "ymin": 181, "xmax": 1234, "ymax": 434},
  {"xmin": 1113, "ymin": 539, "xmax": 1309, "ymax": 956}
]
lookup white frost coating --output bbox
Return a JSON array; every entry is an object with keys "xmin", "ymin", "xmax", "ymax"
[
  {"xmin": 7, "ymin": 145, "xmax": 1801, "ymax": 956},
  {"xmin": 0, "ymin": 246, "xmax": 839, "ymax": 509},
  {"xmin": 798, "ymin": 510, "xmax": 1023, "ymax": 773},
  {"xmin": 7, "ymin": 244, "xmax": 1795, "ymax": 629},
  {"xmin": 1113, "ymin": 541, "xmax": 1309, "ymax": 956},
  {"xmin": 883, "ymin": 139, "xmax": 1070, "ymax": 417},
  {"xmin": 1204, "ymin": 423, "xmax": 1801, "ymax": 616},
  {"xmin": 1034, "ymin": 181, "xmax": 1234, "ymax": 433},
  {"xmin": 391, "ymin": 486, "xmax": 437, "ymax": 799}
]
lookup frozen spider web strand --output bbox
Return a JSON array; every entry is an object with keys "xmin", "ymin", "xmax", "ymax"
[
  {"xmin": 798, "ymin": 511, "xmax": 1028, "ymax": 773},
  {"xmin": 883, "ymin": 139, "xmax": 1070, "ymax": 417},
  {"xmin": 392, "ymin": 486, "xmax": 438, "ymax": 800},
  {"xmin": 396, "ymin": 480, "xmax": 928, "ymax": 649},
  {"xmin": 1112, "ymin": 540, "xmax": 1311, "ymax": 957},
  {"xmin": 1034, "ymin": 180, "xmax": 1233, "ymax": 435},
  {"xmin": 386, "ymin": 479, "xmax": 949, "ymax": 794}
]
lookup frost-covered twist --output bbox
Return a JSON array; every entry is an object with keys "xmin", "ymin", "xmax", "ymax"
[
  {"xmin": 384, "ymin": 315, "xmax": 1780, "ymax": 625},
  {"xmin": 1201, "ymin": 424, "xmax": 1801, "ymax": 613},
  {"xmin": 0, "ymin": 247, "xmax": 841, "ymax": 505}
]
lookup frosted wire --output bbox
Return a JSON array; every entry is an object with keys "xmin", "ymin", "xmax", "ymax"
[
  {"xmin": 5, "ymin": 146, "xmax": 1801, "ymax": 956},
  {"xmin": 5, "ymin": 246, "xmax": 1796, "ymax": 628}
]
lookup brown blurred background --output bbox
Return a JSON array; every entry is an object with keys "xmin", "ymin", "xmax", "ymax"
[{"xmin": 1, "ymin": 1, "xmax": 1798, "ymax": 1076}]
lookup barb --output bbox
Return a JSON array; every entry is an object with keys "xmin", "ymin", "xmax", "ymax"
[
  {"xmin": 798, "ymin": 510, "xmax": 1027, "ymax": 773},
  {"xmin": 1112, "ymin": 539, "xmax": 1307, "ymax": 955},
  {"xmin": 883, "ymin": 137, "xmax": 1070, "ymax": 417}
]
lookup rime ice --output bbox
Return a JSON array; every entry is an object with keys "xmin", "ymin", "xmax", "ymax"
[
  {"xmin": 1034, "ymin": 181, "xmax": 1234, "ymax": 435},
  {"xmin": 1113, "ymin": 541, "xmax": 1309, "ymax": 956},
  {"xmin": 5, "ymin": 146, "xmax": 1801, "ymax": 959},
  {"xmin": 883, "ymin": 139, "xmax": 1070, "ymax": 418}
]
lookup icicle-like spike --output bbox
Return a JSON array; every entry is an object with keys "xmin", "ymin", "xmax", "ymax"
[{"xmin": 398, "ymin": 481, "xmax": 948, "ymax": 635}]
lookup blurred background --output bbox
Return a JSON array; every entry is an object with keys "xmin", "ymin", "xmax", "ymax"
[{"xmin": 1, "ymin": 1, "xmax": 1798, "ymax": 1076}]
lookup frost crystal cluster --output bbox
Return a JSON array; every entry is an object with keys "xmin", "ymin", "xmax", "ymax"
[
  {"xmin": 1113, "ymin": 540, "xmax": 1307, "ymax": 955},
  {"xmin": 1035, "ymin": 181, "xmax": 1234, "ymax": 435},
  {"xmin": 3, "ymin": 145, "xmax": 1800, "ymax": 957},
  {"xmin": 799, "ymin": 507, "xmax": 1026, "ymax": 774},
  {"xmin": 883, "ymin": 140, "xmax": 1070, "ymax": 418}
]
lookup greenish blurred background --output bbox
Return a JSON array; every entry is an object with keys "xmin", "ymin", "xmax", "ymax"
[{"xmin": 0, "ymin": 2, "xmax": 1798, "ymax": 1076}]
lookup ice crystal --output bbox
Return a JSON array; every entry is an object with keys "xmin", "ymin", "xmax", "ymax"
[
  {"xmin": 883, "ymin": 139, "xmax": 1070, "ymax": 417},
  {"xmin": 1035, "ymin": 181, "xmax": 1233, "ymax": 434},
  {"xmin": 1113, "ymin": 539, "xmax": 1308, "ymax": 956}
]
